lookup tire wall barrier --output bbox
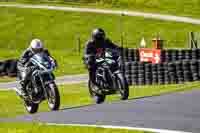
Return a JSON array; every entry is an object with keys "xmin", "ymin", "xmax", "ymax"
[
  {"xmin": 121, "ymin": 48, "xmax": 200, "ymax": 62},
  {"xmin": 0, "ymin": 59, "xmax": 18, "ymax": 77},
  {"xmin": 121, "ymin": 48, "xmax": 200, "ymax": 85},
  {"xmin": 1, "ymin": 48, "xmax": 200, "ymax": 83}
]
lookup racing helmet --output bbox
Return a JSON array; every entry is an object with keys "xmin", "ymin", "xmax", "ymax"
[
  {"xmin": 92, "ymin": 28, "xmax": 106, "ymax": 41},
  {"xmin": 30, "ymin": 39, "xmax": 44, "ymax": 53}
]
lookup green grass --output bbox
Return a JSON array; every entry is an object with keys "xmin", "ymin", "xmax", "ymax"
[
  {"xmin": 2, "ymin": 0, "xmax": 200, "ymax": 18},
  {"xmin": 0, "ymin": 7, "xmax": 199, "ymax": 79},
  {"xmin": 0, "ymin": 77, "xmax": 15, "ymax": 83},
  {"xmin": 0, "ymin": 122, "xmax": 150, "ymax": 133},
  {"xmin": 0, "ymin": 81, "xmax": 200, "ymax": 118}
]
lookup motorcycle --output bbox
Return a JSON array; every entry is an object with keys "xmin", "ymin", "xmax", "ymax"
[
  {"xmin": 87, "ymin": 48, "xmax": 129, "ymax": 104},
  {"xmin": 15, "ymin": 53, "xmax": 60, "ymax": 114}
]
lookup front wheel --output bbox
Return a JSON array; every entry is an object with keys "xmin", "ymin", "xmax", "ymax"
[
  {"xmin": 24, "ymin": 101, "xmax": 39, "ymax": 114},
  {"xmin": 88, "ymin": 80, "xmax": 105, "ymax": 104},
  {"xmin": 46, "ymin": 83, "xmax": 60, "ymax": 111},
  {"xmin": 116, "ymin": 73, "xmax": 129, "ymax": 100}
]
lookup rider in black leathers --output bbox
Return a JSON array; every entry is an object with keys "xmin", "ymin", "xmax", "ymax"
[
  {"xmin": 17, "ymin": 39, "xmax": 56, "ymax": 97},
  {"xmin": 84, "ymin": 28, "xmax": 120, "ymax": 86}
]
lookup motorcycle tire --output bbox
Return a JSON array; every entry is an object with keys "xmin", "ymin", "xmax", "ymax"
[
  {"xmin": 88, "ymin": 80, "xmax": 105, "ymax": 104},
  {"xmin": 47, "ymin": 83, "xmax": 60, "ymax": 111},
  {"xmin": 24, "ymin": 100, "xmax": 39, "ymax": 114},
  {"xmin": 115, "ymin": 73, "xmax": 129, "ymax": 100}
]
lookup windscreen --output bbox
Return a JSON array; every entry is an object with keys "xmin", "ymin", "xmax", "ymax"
[{"xmin": 32, "ymin": 53, "xmax": 51, "ymax": 69}]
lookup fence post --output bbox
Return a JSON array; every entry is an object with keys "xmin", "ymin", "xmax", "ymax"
[
  {"xmin": 187, "ymin": 32, "xmax": 190, "ymax": 48},
  {"xmin": 119, "ymin": 12, "xmax": 124, "ymax": 48},
  {"xmin": 119, "ymin": 12, "xmax": 126, "ymax": 80},
  {"xmin": 190, "ymin": 32, "xmax": 198, "ymax": 49},
  {"xmin": 76, "ymin": 32, "xmax": 81, "ymax": 55}
]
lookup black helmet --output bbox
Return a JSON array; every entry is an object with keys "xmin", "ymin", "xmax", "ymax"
[{"xmin": 92, "ymin": 28, "xmax": 106, "ymax": 41}]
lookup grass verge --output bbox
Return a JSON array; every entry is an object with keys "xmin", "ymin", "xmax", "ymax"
[
  {"xmin": 0, "ymin": 122, "xmax": 150, "ymax": 133},
  {"xmin": 0, "ymin": 81, "xmax": 200, "ymax": 118},
  {"xmin": 0, "ymin": 77, "xmax": 15, "ymax": 83}
]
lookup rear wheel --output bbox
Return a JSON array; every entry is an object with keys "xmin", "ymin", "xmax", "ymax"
[
  {"xmin": 47, "ymin": 83, "xmax": 60, "ymax": 111},
  {"xmin": 24, "ymin": 100, "xmax": 39, "ymax": 114},
  {"xmin": 88, "ymin": 80, "xmax": 105, "ymax": 104},
  {"xmin": 116, "ymin": 73, "xmax": 129, "ymax": 100}
]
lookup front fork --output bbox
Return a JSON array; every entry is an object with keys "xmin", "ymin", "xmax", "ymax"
[
  {"xmin": 40, "ymin": 73, "xmax": 55, "ymax": 100},
  {"xmin": 112, "ymin": 70, "xmax": 122, "ymax": 89},
  {"xmin": 35, "ymin": 73, "xmax": 50, "ymax": 100}
]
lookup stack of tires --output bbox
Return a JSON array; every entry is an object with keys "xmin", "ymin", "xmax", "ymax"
[
  {"xmin": 190, "ymin": 60, "xmax": 199, "ymax": 81},
  {"xmin": 197, "ymin": 49, "xmax": 200, "ymax": 59},
  {"xmin": 160, "ymin": 50, "xmax": 166, "ymax": 62},
  {"xmin": 157, "ymin": 63, "xmax": 165, "ymax": 84},
  {"xmin": 182, "ymin": 60, "xmax": 192, "ymax": 82},
  {"xmin": 175, "ymin": 61, "xmax": 184, "ymax": 84},
  {"xmin": 164, "ymin": 62, "xmax": 170, "ymax": 84},
  {"xmin": 0, "ymin": 59, "xmax": 18, "ymax": 77},
  {"xmin": 178, "ymin": 50, "xmax": 185, "ymax": 60},
  {"xmin": 124, "ymin": 62, "xmax": 131, "ymax": 85},
  {"xmin": 124, "ymin": 62, "xmax": 137, "ymax": 85},
  {"xmin": 185, "ymin": 49, "xmax": 192, "ymax": 60},
  {"xmin": 128, "ymin": 62, "xmax": 138, "ymax": 85},
  {"xmin": 145, "ymin": 63, "xmax": 152, "ymax": 85},
  {"xmin": 191, "ymin": 49, "xmax": 198, "ymax": 60},
  {"xmin": 198, "ymin": 60, "xmax": 200, "ymax": 79},
  {"xmin": 152, "ymin": 64, "xmax": 158, "ymax": 84},
  {"xmin": 121, "ymin": 48, "xmax": 139, "ymax": 62},
  {"xmin": 134, "ymin": 49, "xmax": 140, "ymax": 62},
  {"xmin": 131, "ymin": 62, "xmax": 138, "ymax": 85},
  {"xmin": 0, "ymin": 61, "xmax": 6, "ymax": 76},
  {"xmin": 124, "ymin": 60, "xmax": 200, "ymax": 85},
  {"xmin": 171, "ymin": 49, "xmax": 178, "ymax": 62},
  {"xmin": 123, "ymin": 48, "xmax": 133, "ymax": 62},
  {"xmin": 165, "ymin": 49, "xmax": 172, "ymax": 62},
  {"xmin": 122, "ymin": 48, "xmax": 200, "ymax": 86},
  {"xmin": 123, "ymin": 48, "xmax": 200, "ymax": 63},
  {"xmin": 168, "ymin": 62, "xmax": 176, "ymax": 83},
  {"xmin": 138, "ymin": 62, "xmax": 145, "ymax": 85}
]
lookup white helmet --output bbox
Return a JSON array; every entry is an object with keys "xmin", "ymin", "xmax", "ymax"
[{"xmin": 30, "ymin": 39, "xmax": 44, "ymax": 53}]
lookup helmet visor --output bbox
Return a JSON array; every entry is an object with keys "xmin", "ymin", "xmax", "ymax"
[{"xmin": 32, "ymin": 48, "xmax": 43, "ymax": 53}]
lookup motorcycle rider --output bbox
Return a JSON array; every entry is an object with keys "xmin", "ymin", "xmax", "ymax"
[
  {"xmin": 17, "ymin": 39, "xmax": 56, "ymax": 97},
  {"xmin": 84, "ymin": 28, "xmax": 120, "ymax": 86}
]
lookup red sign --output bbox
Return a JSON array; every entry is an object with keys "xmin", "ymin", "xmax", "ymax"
[{"xmin": 139, "ymin": 48, "xmax": 161, "ymax": 64}]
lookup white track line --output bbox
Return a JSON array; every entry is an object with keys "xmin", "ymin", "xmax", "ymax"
[
  {"xmin": 44, "ymin": 123, "xmax": 191, "ymax": 133},
  {"xmin": 1, "ymin": 4, "xmax": 200, "ymax": 25}
]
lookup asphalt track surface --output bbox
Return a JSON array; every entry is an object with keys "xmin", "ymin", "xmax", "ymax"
[
  {"xmin": 1, "ymin": 89, "xmax": 200, "ymax": 133},
  {"xmin": 0, "ymin": 4, "xmax": 200, "ymax": 25}
]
